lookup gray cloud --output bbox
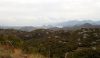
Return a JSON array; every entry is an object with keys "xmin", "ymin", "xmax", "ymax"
[{"xmin": 0, "ymin": 0, "xmax": 100, "ymax": 26}]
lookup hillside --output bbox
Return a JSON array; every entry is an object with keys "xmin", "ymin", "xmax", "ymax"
[{"xmin": 0, "ymin": 27, "xmax": 100, "ymax": 58}]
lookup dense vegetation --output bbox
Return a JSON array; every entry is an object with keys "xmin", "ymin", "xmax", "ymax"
[{"xmin": 0, "ymin": 28, "xmax": 100, "ymax": 58}]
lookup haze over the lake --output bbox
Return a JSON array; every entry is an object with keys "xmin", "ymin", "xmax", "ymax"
[{"xmin": 0, "ymin": 0, "xmax": 100, "ymax": 26}]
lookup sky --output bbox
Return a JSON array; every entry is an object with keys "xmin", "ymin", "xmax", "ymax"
[{"xmin": 0, "ymin": 0, "xmax": 100, "ymax": 26}]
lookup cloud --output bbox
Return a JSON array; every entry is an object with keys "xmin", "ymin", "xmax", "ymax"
[{"xmin": 0, "ymin": 0, "xmax": 100, "ymax": 26}]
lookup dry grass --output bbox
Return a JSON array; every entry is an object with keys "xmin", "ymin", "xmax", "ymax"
[{"xmin": 0, "ymin": 46, "xmax": 47, "ymax": 58}]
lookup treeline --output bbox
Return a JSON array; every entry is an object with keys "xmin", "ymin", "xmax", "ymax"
[{"xmin": 0, "ymin": 28, "xmax": 100, "ymax": 58}]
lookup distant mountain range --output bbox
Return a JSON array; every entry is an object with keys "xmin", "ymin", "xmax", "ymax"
[
  {"xmin": 61, "ymin": 23, "xmax": 100, "ymax": 31},
  {"xmin": 0, "ymin": 20, "xmax": 100, "ymax": 31},
  {"xmin": 54, "ymin": 20, "xmax": 100, "ymax": 27}
]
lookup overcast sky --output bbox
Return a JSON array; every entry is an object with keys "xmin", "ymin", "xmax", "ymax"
[{"xmin": 0, "ymin": 0, "xmax": 100, "ymax": 26}]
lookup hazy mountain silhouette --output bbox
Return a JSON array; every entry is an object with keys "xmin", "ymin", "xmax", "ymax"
[
  {"xmin": 62, "ymin": 23, "xmax": 100, "ymax": 31},
  {"xmin": 54, "ymin": 20, "xmax": 99, "ymax": 27},
  {"xmin": 0, "ymin": 20, "xmax": 100, "ymax": 31}
]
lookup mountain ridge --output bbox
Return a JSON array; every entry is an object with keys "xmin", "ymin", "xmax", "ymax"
[{"xmin": 0, "ymin": 20, "xmax": 100, "ymax": 31}]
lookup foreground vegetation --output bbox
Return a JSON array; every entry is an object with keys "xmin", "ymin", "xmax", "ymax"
[{"xmin": 0, "ymin": 28, "xmax": 100, "ymax": 58}]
